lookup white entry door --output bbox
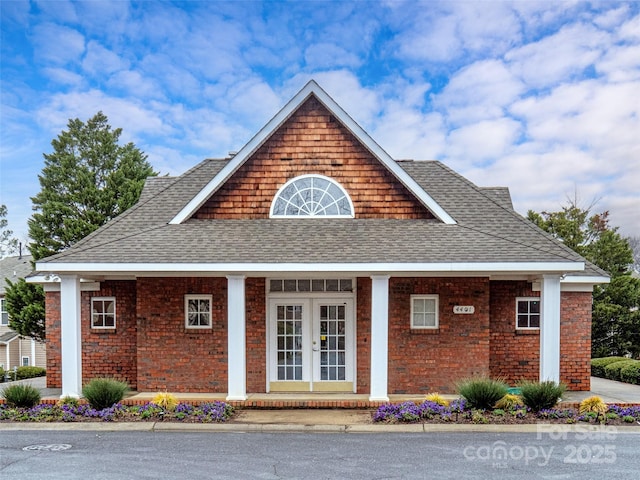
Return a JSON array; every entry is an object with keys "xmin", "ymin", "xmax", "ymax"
[{"xmin": 268, "ymin": 297, "xmax": 354, "ymax": 392}]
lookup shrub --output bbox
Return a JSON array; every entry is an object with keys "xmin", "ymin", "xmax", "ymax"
[
  {"xmin": 82, "ymin": 378, "xmax": 129, "ymax": 410},
  {"xmin": 603, "ymin": 360, "xmax": 635, "ymax": 381},
  {"xmin": 424, "ymin": 392, "xmax": 449, "ymax": 406},
  {"xmin": 591, "ymin": 357, "xmax": 629, "ymax": 377},
  {"xmin": 619, "ymin": 361, "xmax": 640, "ymax": 385},
  {"xmin": 457, "ymin": 377, "xmax": 509, "ymax": 410},
  {"xmin": 2, "ymin": 384, "xmax": 41, "ymax": 408},
  {"xmin": 16, "ymin": 366, "xmax": 46, "ymax": 380},
  {"xmin": 152, "ymin": 392, "xmax": 178, "ymax": 411},
  {"xmin": 494, "ymin": 393, "xmax": 522, "ymax": 410},
  {"xmin": 57, "ymin": 396, "xmax": 80, "ymax": 408},
  {"xmin": 518, "ymin": 380, "xmax": 566, "ymax": 412},
  {"xmin": 579, "ymin": 396, "xmax": 607, "ymax": 415}
]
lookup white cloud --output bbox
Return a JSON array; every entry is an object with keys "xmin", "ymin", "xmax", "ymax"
[
  {"xmin": 304, "ymin": 43, "xmax": 362, "ymax": 69},
  {"xmin": 596, "ymin": 44, "xmax": 640, "ymax": 82},
  {"xmin": 446, "ymin": 118, "xmax": 522, "ymax": 164},
  {"xmin": 36, "ymin": 90, "xmax": 169, "ymax": 142},
  {"xmin": 619, "ymin": 13, "xmax": 640, "ymax": 41},
  {"xmin": 434, "ymin": 59, "xmax": 525, "ymax": 125},
  {"xmin": 504, "ymin": 23, "xmax": 608, "ymax": 89},
  {"xmin": 31, "ymin": 23, "xmax": 85, "ymax": 65},
  {"xmin": 107, "ymin": 70, "xmax": 164, "ymax": 99},
  {"xmin": 82, "ymin": 40, "xmax": 129, "ymax": 76},
  {"xmin": 42, "ymin": 67, "xmax": 84, "ymax": 87}
]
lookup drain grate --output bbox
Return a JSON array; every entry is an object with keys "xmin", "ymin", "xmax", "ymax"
[{"xmin": 23, "ymin": 444, "xmax": 72, "ymax": 452}]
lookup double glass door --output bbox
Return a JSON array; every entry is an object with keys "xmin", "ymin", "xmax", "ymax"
[{"xmin": 269, "ymin": 297, "xmax": 354, "ymax": 392}]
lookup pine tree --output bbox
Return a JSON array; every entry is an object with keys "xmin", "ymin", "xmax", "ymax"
[
  {"xmin": 28, "ymin": 111, "xmax": 156, "ymax": 260},
  {"xmin": 6, "ymin": 112, "xmax": 157, "ymax": 340}
]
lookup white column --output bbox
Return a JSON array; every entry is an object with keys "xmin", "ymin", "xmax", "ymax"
[
  {"xmin": 226, "ymin": 275, "xmax": 247, "ymax": 401},
  {"xmin": 540, "ymin": 275, "xmax": 561, "ymax": 383},
  {"xmin": 370, "ymin": 275, "xmax": 390, "ymax": 401},
  {"xmin": 31, "ymin": 338, "xmax": 36, "ymax": 367},
  {"xmin": 60, "ymin": 275, "xmax": 82, "ymax": 398},
  {"xmin": 29, "ymin": 338, "xmax": 38, "ymax": 367}
]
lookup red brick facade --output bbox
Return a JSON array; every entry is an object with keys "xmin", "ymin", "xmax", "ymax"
[{"xmin": 46, "ymin": 277, "xmax": 591, "ymax": 393}]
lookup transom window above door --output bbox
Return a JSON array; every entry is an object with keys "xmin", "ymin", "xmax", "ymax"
[
  {"xmin": 270, "ymin": 174, "xmax": 354, "ymax": 218},
  {"xmin": 270, "ymin": 278, "xmax": 353, "ymax": 293}
]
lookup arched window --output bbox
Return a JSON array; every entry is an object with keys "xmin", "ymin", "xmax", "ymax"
[{"xmin": 270, "ymin": 174, "xmax": 354, "ymax": 218}]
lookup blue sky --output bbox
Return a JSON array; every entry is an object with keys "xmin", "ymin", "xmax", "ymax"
[{"xmin": 1, "ymin": 0, "xmax": 639, "ymax": 244}]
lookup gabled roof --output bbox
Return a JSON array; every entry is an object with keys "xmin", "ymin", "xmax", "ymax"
[{"xmin": 169, "ymin": 80, "xmax": 456, "ymax": 225}]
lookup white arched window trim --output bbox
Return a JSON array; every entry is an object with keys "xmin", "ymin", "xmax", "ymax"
[{"xmin": 269, "ymin": 174, "xmax": 355, "ymax": 218}]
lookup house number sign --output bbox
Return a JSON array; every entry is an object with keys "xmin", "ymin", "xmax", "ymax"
[{"xmin": 453, "ymin": 306, "xmax": 475, "ymax": 314}]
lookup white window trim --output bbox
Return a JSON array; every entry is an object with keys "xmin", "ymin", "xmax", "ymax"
[
  {"xmin": 21, "ymin": 356, "xmax": 30, "ymax": 367},
  {"xmin": 269, "ymin": 174, "xmax": 355, "ymax": 218},
  {"xmin": 184, "ymin": 294, "xmax": 213, "ymax": 329},
  {"xmin": 0, "ymin": 298, "xmax": 8, "ymax": 326},
  {"xmin": 410, "ymin": 294, "xmax": 439, "ymax": 329},
  {"xmin": 91, "ymin": 297, "xmax": 116, "ymax": 330},
  {"xmin": 516, "ymin": 297, "xmax": 541, "ymax": 330}
]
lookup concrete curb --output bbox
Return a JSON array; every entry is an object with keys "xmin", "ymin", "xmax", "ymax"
[{"xmin": 2, "ymin": 422, "xmax": 640, "ymax": 433}]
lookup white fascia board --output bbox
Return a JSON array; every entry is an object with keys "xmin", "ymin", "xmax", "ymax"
[
  {"xmin": 37, "ymin": 261, "xmax": 584, "ymax": 275},
  {"xmin": 562, "ymin": 275, "xmax": 610, "ymax": 284},
  {"xmin": 169, "ymin": 80, "xmax": 456, "ymax": 225}
]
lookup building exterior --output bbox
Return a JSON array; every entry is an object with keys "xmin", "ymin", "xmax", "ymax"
[
  {"xmin": 34, "ymin": 81, "xmax": 608, "ymax": 400},
  {"xmin": 0, "ymin": 255, "xmax": 47, "ymax": 371}
]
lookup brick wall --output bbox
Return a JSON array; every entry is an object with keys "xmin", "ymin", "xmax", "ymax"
[
  {"xmin": 194, "ymin": 97, "xmax": 432, "ymax": 220},
  {"xmin": 82, "ymin": 281, "xmax": 138, "ymax": 388},
  {"xmin": 489, "ymin": 281, "xmax": 539, "ymax": 384},
  {"xmin": 489, "ymin": 281, "xmax": 592, "ymax": 391},
  {"xmin": 45, "ymin": 292, "xmax": 61, "ymax": 388},
  {"xmin": 356, "ymin": 277, "xmax": 371, "ymax": 394},
  {"xmin": 560, "ymin": 292, "xmax": 591, "ymax": 390},
  {"xmin": 136, "ymin": 277, "xmax": 228, "ymax": 392},
  {"xmin": 246, "ymin": 278, "xmax": 267, "ymax": 392},
  {"xmin": 387, "ymin": 277, "xmax": 491, "ymax": 394}
]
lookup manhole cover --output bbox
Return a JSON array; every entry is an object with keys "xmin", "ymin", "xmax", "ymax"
[{"xmin": 23, "ymin": 444, "xmax": 72, "ymax": 451}]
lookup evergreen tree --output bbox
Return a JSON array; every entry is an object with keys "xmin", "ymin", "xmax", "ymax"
[
  {"xmin": 6, "ymin": 112, "xmax": 156, "ymax": 340},
  {"xmin": 28, "ymin": 111, "xmax": 156, "ymax": 260},
  {"xmin": 528, "ymin": 203, "xmax": 639, "ymax": 358},
  {"xmin": 5, "ymin": 278, "xmax": 46, "ymax": 342}
]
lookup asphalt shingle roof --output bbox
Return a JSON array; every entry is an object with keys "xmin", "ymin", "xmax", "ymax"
[
  {"xmin": 0, "ymin": 255, "xmax": 34, "ymax": 294},
  {"xmin": 36, "ymin": 157, "xmax": 604, "ymax": 276}
]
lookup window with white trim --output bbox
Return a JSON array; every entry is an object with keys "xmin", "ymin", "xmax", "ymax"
[
  {"xmin": 22, "ymin": 356, "xmax": 30, "ymax": 367},
  {"xmin": 516, "ymin": 298, "xmax": 540, "ymax": 329},
  {"xmin": 270, "ymin": 174, "xmax": 354, "ymax": 217},
  {"xmin": 0, "ymin": 298, "xmax": 8, "ymax": 326},
  {"xmin": 185, "ymin": 295, "xmax": 213, "ymax": 329},
  {"xmin": 411, "ymin": 295, "xmax": 439, "ymax": 329},
  {"xmin": 91, "ymin": 297, "xmax": 116, "ymax": 329}
]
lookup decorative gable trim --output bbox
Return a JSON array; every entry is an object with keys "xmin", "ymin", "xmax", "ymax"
[{"xmin": 169, "ymin": 80, "xmax": 456, "ymax": 225}]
